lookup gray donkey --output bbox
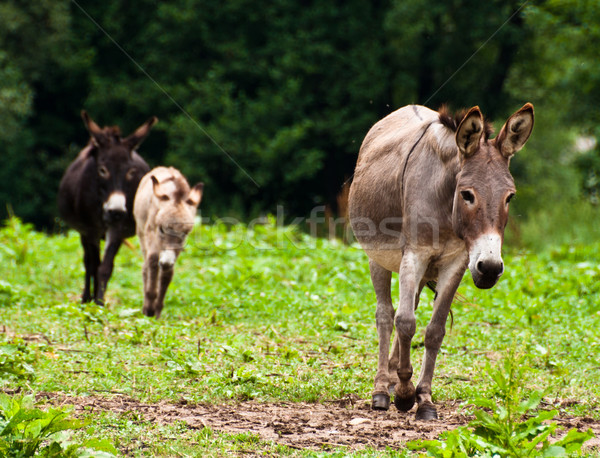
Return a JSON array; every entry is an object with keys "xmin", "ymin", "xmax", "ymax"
[{"xmin": 348, "ymin": 103, "xmax": 534, "ymax": 419}]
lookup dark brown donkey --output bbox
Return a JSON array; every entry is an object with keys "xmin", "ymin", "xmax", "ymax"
[
  {"xmin": 58, "ymin": 111, "xmax": 156, "ymax": 304},
  {"xmin": 348, "ymin": 103, "xmax": 533, "ymax": 420}
]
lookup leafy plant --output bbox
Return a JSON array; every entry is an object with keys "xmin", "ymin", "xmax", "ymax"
[
  {"xmin": 408, "ymin": 353, "xmax": 594, "ymax": 457},
  {"xmin": 0, "ymin": 340, "xmax": 36, "ymax": 381},
  {"xmin": 0, "ymin": 393, "xmax": 117, "ymax": 457}
]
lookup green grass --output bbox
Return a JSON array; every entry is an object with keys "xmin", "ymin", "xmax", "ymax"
[{"xmin": 0, "ymin": 216, "xmax": 599, "ymax": 455}]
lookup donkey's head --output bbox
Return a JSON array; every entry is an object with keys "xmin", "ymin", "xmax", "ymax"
[
  {"xmin": 82, "ymin": 111, "xmax": 157, "ymax": 224},
  {"xmin": 151, "ymin": 175, "xmax": 203, "ymax": 268},
  {"xmin": 452, "ymin": 104, "xmax": 534, "ymax": 289}
]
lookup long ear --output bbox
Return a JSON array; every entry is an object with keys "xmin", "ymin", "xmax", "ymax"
[
  {"xmin": 81, "ymin": 110, "xmax": 105, "ymax": 147},
  {"xmin": 495, "ymin": 103, "xmax": 534, "ymax": 158},
  {"xmin": 186, "ymin": 182, "xmax": 204, "ymax": 207},
  {"xmin": 456, "ymin": 106, "xmax": 484, "ymax": 158},
  {"xmin": 123, "ymin": 116, "xmax": 158, "ymax": 151},
  {"xmin": 151, "ymin": 175, "xmax": 168, "ymax": 201}
]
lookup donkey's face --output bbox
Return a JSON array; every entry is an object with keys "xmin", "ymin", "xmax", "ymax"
[
  {"xmin": 82, "ymin": 111, "xmax": 157, "ymax": 224},
  {"xmin": 95, "ymin": 146, "xmax": 144, "ymax": 224},
  {"xmin": 452, "ymin": 104, "xmax": 534, "ymax": 289},
  {"xmin": 151, "ymin": 175, "xmax": 203, "ymax": 267}
]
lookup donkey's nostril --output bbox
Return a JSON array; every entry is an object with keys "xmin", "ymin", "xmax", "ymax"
[{"xmin": 476, "ymin": 261, "xmax": 484, "ymax": 273}]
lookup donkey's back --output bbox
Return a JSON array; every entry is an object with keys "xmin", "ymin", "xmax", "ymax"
[{"xmin": 349, "ymin": 105, "xmax": 460, "ymax": 272}]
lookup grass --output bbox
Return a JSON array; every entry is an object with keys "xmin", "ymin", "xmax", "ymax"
[{"xmin": 0, "ymin": 216, "xmax": 599, "ymax": 455}]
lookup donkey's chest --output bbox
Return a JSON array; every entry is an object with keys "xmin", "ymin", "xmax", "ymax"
[
  {"xmin": 365, "ymin": 234, "xmax": 467, "ymax": 278},
  {"xmin": 422, "ymin": 236, "xmax": 468, "ymax": 281}
]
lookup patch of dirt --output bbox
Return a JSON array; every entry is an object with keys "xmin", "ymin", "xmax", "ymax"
[{"xmin": 38, "ymin": 392, "xmax": 600, "ymax": 452}]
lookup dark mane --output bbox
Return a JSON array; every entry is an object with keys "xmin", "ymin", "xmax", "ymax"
[
  {"xmin": 438, "ymin": 105, "xmax": 494, "ymax": 140},
  {"xmin": 100, "ymin": 126, "xmax": 122, "ymax": 143}
]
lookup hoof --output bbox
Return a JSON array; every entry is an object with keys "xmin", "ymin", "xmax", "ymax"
[
  {"xmin": 394, "ymin": 383, "xmax": 416, "ymax": 412},
  {"xmin": 372, "ymin": 393, "xmax": 390, "ymax": 411},
  {"xmin": 415, "ymin": 402, "xmax": 438, "ymax": 420},
  {"xmin": 142, "ymin": 307, "xmax": 155, "ymax": 317}
]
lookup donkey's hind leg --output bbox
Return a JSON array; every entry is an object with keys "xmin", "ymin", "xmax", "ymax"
[{"xmin": 370, "ymin": 260, "xmax": 395, "ymax": 410}]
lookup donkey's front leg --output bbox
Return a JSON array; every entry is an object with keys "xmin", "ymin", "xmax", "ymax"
[
  {"xmin": 154, "ymin": 262, "xmax": 175, "ymax": 320},
  {"xmin": 81, "ymin": 236, "xmax": 100, "ymax": 303},
  {"xmin": 97, "ymin": 230, "xmax": 123, "ymax": 304},
  {"xmin": 415, "ymin": 258, "xmax": 466, "ymax": 420},
  {"xmin": 142, "ymin": 253, "xmax": 159, "ymax": 317},
  {"xmin": 394, "ymin": 251, "xmax": 428, "ymax": 412},
  {"xmin": 369, "ymin": 260, "xmax": 394, "ymax": 410}
]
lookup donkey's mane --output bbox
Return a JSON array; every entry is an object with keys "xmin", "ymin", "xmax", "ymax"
[
  {"xmin": 101, "ymin": 126, "xmax": 123, "ymax": 141},
  {"xmin": 438, "ymin": 105, "xmax": 494, "ymax": 140}
]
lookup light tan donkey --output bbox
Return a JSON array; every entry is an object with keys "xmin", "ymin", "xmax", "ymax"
[{"xmin": 134, "ymin": 167, "xmax": 203, "ymax": 318}]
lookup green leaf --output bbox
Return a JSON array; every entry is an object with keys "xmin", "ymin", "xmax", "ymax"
[
  {"xmin": 541, "ymin": 445, "xmax": 567, "ymax": 457},
  {"xmin": 82, "ymin": 437, "xmax": 119, "ymax": 454}
]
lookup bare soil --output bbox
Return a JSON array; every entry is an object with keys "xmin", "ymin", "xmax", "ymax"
[{"xmin": 38, "ymin": 392, "xmax": 600, "ymax": 453}]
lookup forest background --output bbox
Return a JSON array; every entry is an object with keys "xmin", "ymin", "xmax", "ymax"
[{"xmin": 0, "ymin": 0, "xmax": 599, "ymax": 250}]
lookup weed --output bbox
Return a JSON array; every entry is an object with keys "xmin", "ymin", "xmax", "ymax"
[
  {"xmin": 0, "ymin": 393, "xmax": 117, "ymax": 457},
  {"xmin": 408, "ymin": 352, "xmax": 594, "ymax": 457},
  {"xmin": 0, "ymin": 339, "xmax": 37, "ymax": 381}
]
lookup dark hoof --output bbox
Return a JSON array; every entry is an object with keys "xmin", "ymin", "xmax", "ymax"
[
  {"xmin": 372, "ymin": 393, "xmax": 390, "ymax": 411},
  {"xmin": 394, "ymin": 383, "xmax": 416, "ymax": 412},
  {"xmin": 415, "ymin": 402, "xmax": 438, "ymax": 420}
]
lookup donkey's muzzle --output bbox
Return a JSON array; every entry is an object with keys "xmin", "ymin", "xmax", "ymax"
[
  {"xmin": 104, "ymin": 209, "xmax": 126, "ymax": 223},
  {"xmin": 103, "ymin": 192, "xmax": 127, "ymax": 224},
  {"xmin": 472, "ymin": 260, "xmax": 504, "ymax": 289}
]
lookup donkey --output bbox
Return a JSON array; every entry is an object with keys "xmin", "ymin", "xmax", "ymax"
[
  {"xmin": 348, "ymin": 103, "xmax": 534, "ymax": 420},
  {"xmin": 58, "ymin": 111, "xmax": 156, "ymax": 304},
  {"xmin": 134, "ymin": 167, "xmax": 203, "ymax": 319}
]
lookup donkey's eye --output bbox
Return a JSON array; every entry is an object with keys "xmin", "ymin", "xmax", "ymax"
[
  {"xmin": 126, "ymin": 168, "xmax": 137, "ymax": 181},
  {"xmin": 506, "ymin": 193, "xmax": 515, "ymax": 205},
  {"xmin": 98, "ymin": 165, "xmax": 110, "ymax": 179},
  {"xmin": 460, "ymin": 190, "xmax": 475, "ymax": 204},
  {"xmin": 159, "ymin": 226, "xmax": 166, "ymax": 236}
]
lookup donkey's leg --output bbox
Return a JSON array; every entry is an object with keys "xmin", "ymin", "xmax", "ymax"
[
  {"xmin": 369, "ymin": 260, "xmax": 394, "ymax": 410},
  {"xmin": 142, "ymin": 253, "xmax": 159, "ymax": 317},
  {"xmin": 80, "ymin": 236, "xmax": 100, "ymax": 303},
  {"xmin": 394, "ymin": 250, "xmax": 428, "ymax": 412},
  {"xmin": 415, "ymin": 259, "xmax": 466, "ymax": 420},
  {"xmin": 96, "ymin": 231, "xmax": 123, "ymax": 304},
  {"xmin": 154, "ymin": 264, "xmax": 175, "ymax": 320},
  {"xmin": 388, "ymin": 283, "xmax": 424, "ymax": 391}
]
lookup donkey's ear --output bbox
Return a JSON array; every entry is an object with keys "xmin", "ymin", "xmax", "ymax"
[
  {"xmin": 151, "ymin": 175, "xmax": 169, "ymax": 201},
  {"xmin": 187, "ymin": 182, "xmax": 204, "ymax": 207},
  {"xmin": 496, "ymin": 103, "xmax": 534, "ymax": 158},
  {"xmin": 123, "ymin": 116, "xmax": 158, "ymax": 151},
  {"xmin": 456, "ymin": 106, "xmax": 484, "ymax": 158},
  {"xmin": 81, "ymin": 110, "xmax": 105, "ymax": 147}
]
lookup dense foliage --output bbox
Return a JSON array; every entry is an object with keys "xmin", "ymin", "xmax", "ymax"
[{"xmin": 0, "ymin": 0, "xmax": 598, "ymax": 244}]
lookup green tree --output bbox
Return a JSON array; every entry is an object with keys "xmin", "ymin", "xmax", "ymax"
[{"xmin": 0, "ymin": 0, "xmax": 90, "ymax": 227}]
